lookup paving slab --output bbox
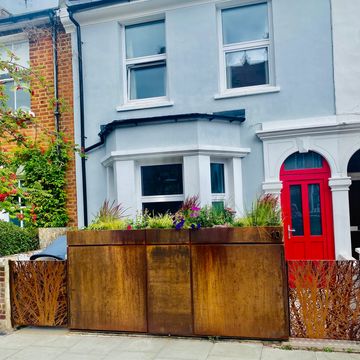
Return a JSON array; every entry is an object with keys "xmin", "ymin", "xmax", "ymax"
[
  {"xmin": 261, "ymin": 347, "xmax": 316, "ymax": 360},
  {"xmin": 156, "ymin": 339, "xmax": 214, "ymax": 360},
  {"xmin": 210, "ymin": 342, "xmax": 263, "ymax": 359},
  {"xmin": 0, "ymin": 329, "xmax": 360, "ymax": 360}
]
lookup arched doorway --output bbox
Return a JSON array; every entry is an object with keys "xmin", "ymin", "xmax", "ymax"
[
  {"xmin": 348, "ymin": 150, "xmax": 360, "ymax": 258},
  {"xmin": 280, "ymin": 151, "xmax": 335, "ymax": 260}
]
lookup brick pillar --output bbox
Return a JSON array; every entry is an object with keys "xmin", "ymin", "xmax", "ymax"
[{"xmin": 29, "ymin": 25, "xmax": 78, "ymax": 226}]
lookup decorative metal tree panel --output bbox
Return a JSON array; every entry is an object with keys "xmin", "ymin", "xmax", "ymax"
[
  {"xmin": 288, "ymin": 261, "xmax": 360, "ymax": 340},
  {"xmin": 10, "ymin": 261, "xmax": 67, "ymax": 327}
]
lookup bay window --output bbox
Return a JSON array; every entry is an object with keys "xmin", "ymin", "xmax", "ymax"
[
  {"xmin": 141, "ymin": 164, "xmax": 184, "ymax": 214},
  {"xmin": 211, "ymin": 162, "xmax": 226, "ymax": 209}
]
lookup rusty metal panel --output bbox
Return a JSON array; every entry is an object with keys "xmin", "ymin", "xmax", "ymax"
[
  {"xmin": 67, "ymin": 230, "xmax": 145, "ymax": 246},
  {"xmin": 288, "ymin": 260, "xmax": 360, "ymax": 340},
  {"xmin": 191, "ymin": 227, "xmax": 283, "ymax": 244},
  {"xmin": 192, "ymin": 244, "xmax": 289, "ymax": 339},
  {"xmin": 146, "ymin": 229, "xmax": 190, "ymax": 245},
  {"xmin": 10, "ymin": 261, "xmax": 67, "ymax": 327},
  {"xmin": 147, "ymin": 245, "xmax": 193, "ymax": 335},
  {"xmin": 68, "ymin": 246, "xmax": 147, "ymax": 332}
]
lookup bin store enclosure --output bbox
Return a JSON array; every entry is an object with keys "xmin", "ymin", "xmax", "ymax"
[{"xmin": 67, "ymin": 227, "xmax": 289, "ymax": 339}]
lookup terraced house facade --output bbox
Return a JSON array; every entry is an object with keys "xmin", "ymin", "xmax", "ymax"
[{"xmin": 5, "ymin": 0, "xmax": 358, "ymax": 261}]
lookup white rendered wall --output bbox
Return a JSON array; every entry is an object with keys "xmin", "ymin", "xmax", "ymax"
[{"xmin": 331, "ymin": 0, "xmax": 360, "ymax": 115}]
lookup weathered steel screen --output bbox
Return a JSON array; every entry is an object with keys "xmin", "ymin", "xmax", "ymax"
[
  {"xmin": 10, "ymin": 260, "xmax": 67, "ymax": 327},
  {"xmin": 288, "ymin": 260, "xmax": 360, "ymax": 340},
  {"xmin": 68, "ymin": 227, "xmax": 288, "ymax": 339},
  {"xmin": 192, "ymin": 244, "xmax": 288, "ymax": 339}
]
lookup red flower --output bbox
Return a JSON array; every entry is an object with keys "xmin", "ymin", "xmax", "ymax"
[
  {"xmin": 9, "ymin": 173, "xmax": 16, "ymax": 180},
  {"xmin": 31, "ymin": 214, "xmax": 37, "ymax": 222},
  {"xmin": 10, "ymin": 188, "xmax": 17, "ymax": 195},
  {"xmin": 16, "ymin": 213, "xmax": 24, "ymax": 220},
  {"xmin": 0, "ymin": 176, "xmax": 6, "ymax": 183},
  {"xmin": 0, "ymin": 193, "xmax": 8, "ymax": 202},
  {"xmin": 127, "ymin": 225, "xmax": 132, "ymax": 230}
]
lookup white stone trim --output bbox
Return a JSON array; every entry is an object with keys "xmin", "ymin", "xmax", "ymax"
[
  {"xmin": 102, "ymin": 145, "xmax": 251, "ymax": 167},
  {"xmin": 214, "ymin": 85, "xmax": 280, "ymax": 99}
]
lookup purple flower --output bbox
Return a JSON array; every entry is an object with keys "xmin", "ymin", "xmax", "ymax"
[
  {"xmin": 191, "ymin": 224, "xmax": 195, "ymax": 229},
  {"xmin": 197, "ymin": 223, "xmax": 201, "ymax": 229},
  {"xmin": 191, "ymin": 206, "xmax": 201, "ymax": 212},
  {"xmin": 175, "ymin": 219, "xmax": 185, "ymax": 230}
]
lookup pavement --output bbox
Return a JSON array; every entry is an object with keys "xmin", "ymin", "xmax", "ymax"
[{"xmin": 0, "ymin": 328, "xmax": 359, "ymax": 360}]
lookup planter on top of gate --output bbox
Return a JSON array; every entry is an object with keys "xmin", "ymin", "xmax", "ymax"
[{"xmin": 67, "ymin": 226, "xmax": 288, "ymax": 340}]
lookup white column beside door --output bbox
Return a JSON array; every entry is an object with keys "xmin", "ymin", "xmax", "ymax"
[
  {"xmin": 113, "ymin": 160, "xmax": 137, "ymax": 218},
  {"xmin": 329, "ymin": 177, "xmax": 353, "ymax": 259},
  {"xmin": 228, "ymin": 157, "xmax": 245, "ymax": 216},
  {"xmin": 183, "ymin": 155, "xmax": 212, "ymax": 207}
]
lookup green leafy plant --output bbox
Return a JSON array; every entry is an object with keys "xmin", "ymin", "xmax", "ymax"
[
  {"xmin": 197, "ymin": 205, "xmax": 235, "ymax": 228},
  {"xmin": 88, "ymin": 200, "xmax": 128, "ymax": 230},
  {"xmin": 0, "ymin": 45, "xmax": 78, "ymax": 227},
  {"xmin": 0, "ymin": 221, "xmax": 38, "ymax": 256},
  {"xmin": 147, "ymin": 213, "xmax": 174, "ymax": 229},
  {"xmin": 234, "ymin": 194, "xmax": 281, "ymax": 227}
]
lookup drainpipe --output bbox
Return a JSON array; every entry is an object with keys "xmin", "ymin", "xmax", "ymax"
[
  {"xmin": 67, "ymin": 10, "xmax": 88, "ymax": 227},
  {"xmin": 49, "ymin": 10, "xmax": 60, "ymax": 133}
]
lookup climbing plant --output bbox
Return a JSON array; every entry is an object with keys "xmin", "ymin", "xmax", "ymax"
[{"xmin": 0, "ymin": 44, "xmax": 78, "ymax": 227}]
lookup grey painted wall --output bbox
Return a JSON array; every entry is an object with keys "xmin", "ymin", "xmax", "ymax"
[{"xmin": 74, "ymin": 0, "xmax": 335, "ymax": 222}]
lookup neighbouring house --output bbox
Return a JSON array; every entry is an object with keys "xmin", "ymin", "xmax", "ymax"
[
  {"xmin": 56, "ymin": 0, "xmax": 359, "ymax": 261},
  {"xmin": 0, "ymin": 1, "xmax": 77, "ymax": 226}
]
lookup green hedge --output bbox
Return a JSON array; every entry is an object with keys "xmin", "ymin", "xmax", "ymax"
[{"xmin": 0, "ymin": 221, "xmax": 39, "ymax": 257}]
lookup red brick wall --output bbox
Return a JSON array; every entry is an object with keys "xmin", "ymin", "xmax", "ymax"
[
  {"xmin": 28, "ymin": 25, "xmax": 77, "ymax": 226},
  {"xmin": 0, "ymin": 265, "xmax": 5, "ymax": 323}
]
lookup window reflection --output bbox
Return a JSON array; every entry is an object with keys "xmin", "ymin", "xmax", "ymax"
[
  {"xmin": 290, "ymin": 185, "xmax": 304, "ymax": 236},
  {"xmin": 308, "ymin": 184, "xmax": 322, "ymax": 235}
]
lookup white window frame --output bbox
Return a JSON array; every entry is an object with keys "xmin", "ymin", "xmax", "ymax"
[
  {"xmin": 216, "ymin": 0, "xmax": 279, "ymax": 99},
  {"xmin": 210, "ymin": 160, "xmax": 228, "ymax": 207},
  {"xmin": 0, "ymin": 40, "xmax": 31, "ymax": 111},
  {"xmin": 138, "ymin": 160, "xmax": 185, "ymax": 211},
  {"xmin": 119, "ymin": 18, "xmax": 171, "ymax": 111}
]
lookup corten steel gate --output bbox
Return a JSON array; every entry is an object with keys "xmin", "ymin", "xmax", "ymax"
[
  {"xmin": 9, "ymin": 260, "xmax": 67, "ymax": 327},
  {"xmin": 288, "ymin": 260, "xmax": 360, "ymax": 340},
  {"xmin": 67, "ymin": 227, "xmax": 289, "ymax": 339}
]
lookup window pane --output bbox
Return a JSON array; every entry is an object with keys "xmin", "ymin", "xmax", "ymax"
[
  {"xmin": 126, "ymin": 20, "xmax": 165, "ymax": 58},
  {"xmin": 141, "ymin": 164, "xmax": 183, "ymax": 196},
  {"xmin": 211, "ymin": 163, "xmax": 225, "ymax": 193},
  {"xmin": 226, "ymin": 48, "xmax": 269, "ymax": 88},
  {"xmin": 308, "ymin": 184, "xmax": 322, "ymax": 236},
  {"xmin": 212, "ymin": 201, "xmax": 224, "ymax": 211},
  {"xmin": 142, "ymin": 201, "xmax": 182, "ymax": 215},
  {"xmin": 284, "ymin": 152, "xmax": 323, "ymax": 170},
  {"xmin": 290, "ymin": 185, "xmax": 304, "ymax": 236},
  {"xmin": 4, "ymin": 81, "xmax": 15, "ymax": 109},
  {"xmin": 222, "ymin": 3, "xmax": 269, "ymax": 45},
  {"xmin": 16, "ymin": 86, "xmax": 30, "ymax": 110},
  {"xmin": 129, "ymin": 62, "xmax": 166, "ymax": 100}
]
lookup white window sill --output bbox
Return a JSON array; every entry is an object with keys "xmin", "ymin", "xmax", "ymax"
[
  {"xmin": 214, "ymin": 86, "xmax": 280, "ymax": 100},
  {"xmin": 116, "ymin": 99, "xmax": 174, "ymax": 112}
]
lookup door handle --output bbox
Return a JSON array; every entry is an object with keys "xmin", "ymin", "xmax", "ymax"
[{"xmin": 288, "ymin": 225, "xmax": 295, "ymax": 238}]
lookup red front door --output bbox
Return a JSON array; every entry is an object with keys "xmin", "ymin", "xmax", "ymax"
[{"xmin": 280, "ymin": 156, "xmax": 334, "ymax": 260}]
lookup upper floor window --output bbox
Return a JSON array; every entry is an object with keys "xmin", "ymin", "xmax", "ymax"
[
  {"xmin": 125, "ymin": 20, "xmax": 167, "ymax": 101},
  {"xmin": 220, "ymin": 2, "xmax": 271, "ymax": 91},
  {"xmin": 0, "ymin": 41, "xmax": 30, "ymax": 111}
]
